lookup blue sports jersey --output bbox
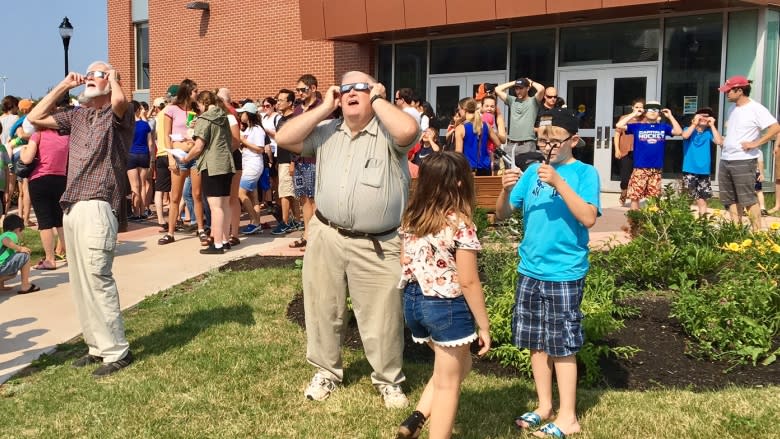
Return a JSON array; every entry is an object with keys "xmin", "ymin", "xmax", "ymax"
[
  {"xmin": 626, "ymin": 122, "xmax": 673, "ymax": 169},
  {"xmin": 682, "ymin": 128, "xmax": 713, "ymax": 175},
  {"xmin": 509, "ymin": 160, "xmax": 601, "ymax": 281}
]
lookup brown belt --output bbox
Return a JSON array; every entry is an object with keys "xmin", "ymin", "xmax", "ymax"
[{"xmin": 314, "ymin": 210, "xmax": 396, "ymax": 257}]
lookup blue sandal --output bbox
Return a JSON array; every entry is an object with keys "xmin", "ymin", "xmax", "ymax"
[
  {"xmin": 514, "ymin": 412, "xmax": 542, "ymax": 431},
  {"xmin": 537, "ymin": 423, "xmax": 566, "ymax": 438}
]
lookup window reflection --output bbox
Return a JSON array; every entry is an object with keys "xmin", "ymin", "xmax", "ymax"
[
  {"xmin": 394, "ymin": 42, "xmax": 428, "ymax": 100},
  {"xmin": 430, "ymin": 34, "xmax": 506, "ymax": 74},
  {"xmin": 560, "ymin": 20, "xmax": 659, "ymax": 66}
]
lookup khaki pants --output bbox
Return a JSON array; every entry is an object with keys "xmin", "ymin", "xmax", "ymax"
[
  {"xmin": 303, "ymin": 214, "xmax": 405, "ymax": 386},
  {"xmin": 63, "ymin": 200, "xmax": 129, "ymax": 363}
]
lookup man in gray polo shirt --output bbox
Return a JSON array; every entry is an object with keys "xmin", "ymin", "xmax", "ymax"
[
  {"xmin": 276, "ymin": 71, "xmax": 419, "ymax": 409},
  {"xmin": 495, "ymin": 77, "xmax": 545, "ymax": 155}
]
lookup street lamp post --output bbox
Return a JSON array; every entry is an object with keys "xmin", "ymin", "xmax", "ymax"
[{"xmin": 58, "ymin": 17, "xmax": 74, "ymax": 76}]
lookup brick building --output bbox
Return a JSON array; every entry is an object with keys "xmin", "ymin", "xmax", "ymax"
[{"xmin": 109, "ymin": 0, "xmax": 780, "ymax": 190}]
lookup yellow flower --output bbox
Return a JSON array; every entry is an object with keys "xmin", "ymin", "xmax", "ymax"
[
  {"xmin": 741, "ymin": 239, "xmax": 753, "ymax": 247},
  {"xmin": 648, "ymin": 205, "xmax": 660, "ymax": 213},
  {"xmin": 712, "ymin": 210, "xmax": 722, "ymax": 217},
  {"xmin": 770, "ymin": 222, "xmax": 780, "ymax": 231},
  {"xmin": 725, "ymin": 242, "xmax": 742, "ymax": 252},
  {"xmin": 772, "ymin": 244, "xmax": 780, "ymax": 253}
]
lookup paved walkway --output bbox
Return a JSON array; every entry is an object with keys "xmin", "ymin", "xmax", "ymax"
[{"xmin": 1, "ymin": 194, "xmax": 777, "ymax": 384}]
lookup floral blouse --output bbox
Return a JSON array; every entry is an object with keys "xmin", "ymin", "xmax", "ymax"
[{"xmin": 398, "ymin": 217, "xmax": 482, "ymax": 298}]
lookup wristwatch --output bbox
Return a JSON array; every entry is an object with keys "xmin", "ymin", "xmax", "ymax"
[{"xmin": 370, "ymin": 95, "xmax": 384, "ymax": 105}]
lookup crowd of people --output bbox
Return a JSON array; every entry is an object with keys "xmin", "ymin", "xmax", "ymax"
[{"xmin": 1, "ymin": 63, "xmax": 779, "ymax": 439}]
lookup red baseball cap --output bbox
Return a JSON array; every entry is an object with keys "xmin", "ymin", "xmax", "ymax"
[{"xmin": 718, "ymin": 75, "xmax": 750, "ymax": 92}]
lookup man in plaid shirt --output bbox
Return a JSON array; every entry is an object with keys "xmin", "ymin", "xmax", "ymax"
[{"xmin": 27, "ymin": 61, "xmax": 134, "ymax": 377}]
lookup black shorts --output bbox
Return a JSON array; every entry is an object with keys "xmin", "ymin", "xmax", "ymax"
[
  {"xmin": 201, "ymin": 169, "xmax": 234, "ymax": 197},
  {"xmin": 232, "ymin": 149, "xmax": 243, "ymax": 171},
  {"xmin": 155, "ymin": 156, "xmax": 172, "ymax": 192},
  {"xmin": 128, "ymin": 152, "xmax": 150, "ymax": 169},
  {"xmin": 29, "ymin": 175, "xmax": 66, "ymax": 229}
]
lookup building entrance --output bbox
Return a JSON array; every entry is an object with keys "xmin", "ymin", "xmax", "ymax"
[
  {"xmin": 429, "ymin": 72, "xmax": 506, "ymax": 138},
  {"xmin": 559, "ymin": 66, "xmax": 658, "ymax": 192}
]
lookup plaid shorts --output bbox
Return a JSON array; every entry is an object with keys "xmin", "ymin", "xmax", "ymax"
[
  {"xmin": 627, "ymin": 168, "xmax": 662, "ymax": 200},
  {"xmin": 512, "ymin": 275, "xmax": 585, "ymax": 357},
  {"xmin": 682, "ymin": 173, "xmax": 712, "ymax": 200}
]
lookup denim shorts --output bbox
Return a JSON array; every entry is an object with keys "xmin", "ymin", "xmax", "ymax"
[
  {"xmin": 512, "ymin": 275, "xmax": 584, "ymax": 357},
  {"xmin": 178, "ymin": 159, "xmax": 197, "ymax": 171},
  {"xmin": 0, "ymin": 252, "xmax": 30, "ymax": 276},
  {"xmin": 403, "ymin": 282, "xmax": 477, "ymax": 347}
]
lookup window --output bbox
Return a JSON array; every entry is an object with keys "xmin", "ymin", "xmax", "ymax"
[
  {"xmin": 430, "ymin": 34, "xmax": 506, "ymax": 74},
  {"xmin": 394, "ymin": 42, "xmax": 427, "ymax": 100},
  {"xmin": 377, "ymin": 44, "xmax": 392, "ymax": 92},
  {"xmin": 661, "ymin": 14, "xmax": 723, "ymax": 177},
  {"xmin": 560, "ymin": 20, "xmax": 659, "ymax": 66},
  {"xmin": 510, "ymin": 29, "xmax": 554, "ymax": 87},
  {"xmin": 135, "ymin": 22, "xmax": 149, "ymax": 90}
]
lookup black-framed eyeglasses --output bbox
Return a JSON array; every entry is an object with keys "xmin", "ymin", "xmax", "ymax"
[
  {"xmin": 85, "ymin": 71, "xmax": 108, "ymax": 79},
  {"xmin": 295, "ymin": 87, "xmax": 309, "ymax": 93},
  {"xmin": 339, "ymin": 82, "xmax": 371, "ymax": 94},
  {"xmin": 537, "ymin": 135, "xmax": 573, "ymax": 162}
]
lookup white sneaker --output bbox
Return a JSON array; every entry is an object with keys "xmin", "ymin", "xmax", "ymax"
[
  {"xmin": 304, "ymin": 372, "xmax": 337, "ymax": 401},
  {"xmin": 377, "ymin": 384, "xmax": 409, "ymax": 409}
]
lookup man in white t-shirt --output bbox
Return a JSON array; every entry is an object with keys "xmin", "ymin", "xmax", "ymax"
[
  {"xmin": 718, "ymin": 75, "xmax": 780, "ymax": 230},
  {"xmin": 394, "ymin": 87, "xmax": 421, "ymax": 127}
]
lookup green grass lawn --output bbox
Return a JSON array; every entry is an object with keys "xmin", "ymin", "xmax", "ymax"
[{"xmin": 1, "ymin": 265, "xmax": 778, "ymax": 438}]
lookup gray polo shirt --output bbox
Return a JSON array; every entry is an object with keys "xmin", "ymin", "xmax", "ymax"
[
  {"xmin": 506, "ymin": 95, "xmax": 540, "ymax": 142},
  {"xmin": 302, "ymin": 117, "xmax": 415, "ymax": 233}
]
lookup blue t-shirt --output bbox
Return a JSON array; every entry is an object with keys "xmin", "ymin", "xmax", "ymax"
[
  {"xmin": 682, "ymin": 128, "xmax": 713, "ymax": 175},
  {"xmin": 509, "ymin": 160, "xmax": 601, "ymax": 281},
  {"xmin": 463, "ymin": 121, "xmax": 491, "ymax": 170},
  {"xmin": 626, "ymin": 122, "xmax": 673, "ymax": 169},
  {"xmin": 131, "ymin": 120, "xmax": 152, "ymax": 155}
]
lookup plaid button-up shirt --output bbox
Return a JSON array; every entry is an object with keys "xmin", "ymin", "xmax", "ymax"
[{"xmin": 54, "ymin": 103, "xmax": 133, "ymax": 211}]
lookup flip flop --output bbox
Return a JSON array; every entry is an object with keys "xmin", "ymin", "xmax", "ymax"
[
  {"xmin": 289, "ymin": 238, "xmax": 307, "ymax": 248},
  {"xmin": 18, "ymin": 284, "xmax": 41, "ymax": 295},
  {"xmin": 33, "ymin": 260, "xmax": 57, "ymax": 270},
  {"xmin": 536, "ymin": 423, "xmax": 566, "ymax": 438},
  {"xmin": 515, "ymin": 412, "xmax": 542, "ymax": 431}
]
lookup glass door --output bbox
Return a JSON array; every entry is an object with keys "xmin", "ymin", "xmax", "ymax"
[
  {"xmin": 429, "ymin": 72, "xmax": 506, "ymax": 139},
  {"xmin": 559, "ymin": 66, "xmax": 657, "ymax": 192}
]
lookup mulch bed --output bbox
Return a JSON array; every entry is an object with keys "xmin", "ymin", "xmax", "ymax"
[{"xmin": 225, "ymin": 256, "xmax": 779, "ymax": 390}]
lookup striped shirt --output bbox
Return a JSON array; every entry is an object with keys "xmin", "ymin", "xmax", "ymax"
[{"xmin": 54, "ymin": 103, "xmax": 133, "ymax": 211}]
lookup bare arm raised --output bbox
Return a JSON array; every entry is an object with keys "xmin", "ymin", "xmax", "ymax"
[
  {"xmin": 26, "ymin": 73, "xmax": 84, "ymax": 130},
  {"xmin": 275, "ymin": 86, "xmax": 340, "ymax": 154}
]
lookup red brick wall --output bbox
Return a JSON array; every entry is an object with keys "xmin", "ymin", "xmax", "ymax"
[
  {"xmin": 108, "ymin": 0, "xmax": 373, "ymax": 103},
  {"xmin": 107, "ymin": 0, "xmax": 135, "ymax": 96}
]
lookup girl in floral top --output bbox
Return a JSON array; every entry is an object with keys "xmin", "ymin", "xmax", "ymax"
[{"xmin": 396, "ymin": 151, "xmax": 491, "ymax": 439}]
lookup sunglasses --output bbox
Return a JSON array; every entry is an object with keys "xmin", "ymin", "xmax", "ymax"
[
  {"xmin": 85, "ymin": 71, "xmax": 109, "ymax": 79},
  {"xmin": 339, "ymin": 82, "xmax": 372, "ymax": 94},
  {"xmin": 645, "ymin": 108, "xmax": 660, "ymax": 113},
  {"xmin": 295, "ymin": 87, "xmax": 309, "ymax": 93},
  {"xmin": 545, "ymin": 95, "xmax": 557, "ymax": 99},
  {"xmin": 262, "ymin": 104, "xmax": 272, "ymax": 108}
]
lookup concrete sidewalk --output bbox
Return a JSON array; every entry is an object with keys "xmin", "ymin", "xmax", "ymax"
[
  {"xmin": 0, "ymin": 213, "xmax": 306, "ymax": 384},
  {"xmin": 1, "ymin": 194, "xmax": 777, "ymax": 384}
]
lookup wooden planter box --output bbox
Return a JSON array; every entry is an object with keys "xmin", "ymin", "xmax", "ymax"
[{"xmin": 410, "ymin": 175, "xmax": 503, "ymax": 213}]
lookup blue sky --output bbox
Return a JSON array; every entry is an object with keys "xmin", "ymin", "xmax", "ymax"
[{"xmin": 0, "ymin": 1, "xmax": 108, "ymax": 99}]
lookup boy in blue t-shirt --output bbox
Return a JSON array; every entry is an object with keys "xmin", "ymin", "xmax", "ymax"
[
  {"xmin": 0, "ymin": 214, "xmax": 37, "ymax": 294},
  {"xmin": 495, "ymin": 108, "xmax": 601, "ymax": 438},
  {"xmin": 616, "ymin": 100, "xmax": 682, "ymax": 210},
  {"xmin": 681, "ymin": 107, "xmax": 724, "ymax": 215}
]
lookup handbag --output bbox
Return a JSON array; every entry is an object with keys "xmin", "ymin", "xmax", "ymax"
[{"xmin": 14, "ymin": 131, "xmax": 42, "ymax": 178}]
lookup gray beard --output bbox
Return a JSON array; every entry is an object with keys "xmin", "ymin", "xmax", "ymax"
[{"xmin": 83, "ymin": 85, "xmax": 111, "ymax": 98}]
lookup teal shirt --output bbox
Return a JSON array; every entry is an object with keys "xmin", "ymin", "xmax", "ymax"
[
  {"xmin": 0, "ymin": 231, "xmax": 19, "ymax": 265},
  {"xmin": 509, "ymin": 160, "xmax": 601, "ymax": 281}
]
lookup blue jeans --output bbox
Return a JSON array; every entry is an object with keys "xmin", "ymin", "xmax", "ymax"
[
  {"xmin": 403, "ymin": 282, "xmax": 476, "ymax": 347},
  {"xmin": 182, "ymin": 176, "xmax": 211, "ymax": 227}
]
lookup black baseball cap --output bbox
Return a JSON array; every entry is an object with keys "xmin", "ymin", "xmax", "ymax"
[
  {"xmin": 514, "ymin": 78, "xmax": 530, "ymax": 88},
  {"xmin": 537, "ymin": 107, "xmax": 579, "ymax": 135}
]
